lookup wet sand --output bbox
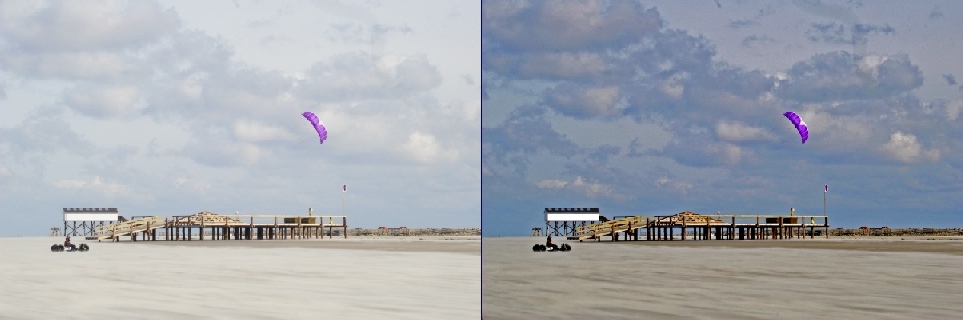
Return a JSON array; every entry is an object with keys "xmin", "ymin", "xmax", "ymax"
[
  {"xmin": 2, "ymin": 236, "xmax": 479, "ymax": 319},
  {"xmin": 483, "ymin": 237, "xmax": 963, "ymax": 319}
]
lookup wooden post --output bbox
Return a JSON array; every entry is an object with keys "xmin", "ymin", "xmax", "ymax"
[
  {"xmin": 646, "ymin": 217, "xmax": 650, "ymax": 241},
  {"xmin": 731, "ymin": 216, "xmax": 736, "ymax": 240},
  {"xmin": 343, "ymin": 217, "xmax": 348, "ymax": 239},
  {"xmin": 778, "ymin": 216, "xmax": 783, "ymax": 240},
  {"xmin": 755, "ymin": 216, "xmax": 760, "ymax": 240},
  {"xmin": 681, "ymin": 218, "xmax": 686, "ymax": 241}
]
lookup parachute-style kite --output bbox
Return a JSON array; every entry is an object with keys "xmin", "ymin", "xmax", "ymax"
[
  {"xmin": 782, "ymin": 111, "xmax": 809, "ymax": 144},
  {"xmin": 301, "ymin": 111, "xmax": 327, "ymax": 144}
]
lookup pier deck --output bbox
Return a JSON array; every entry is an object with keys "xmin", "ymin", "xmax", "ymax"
[
  {"xmin": 568, "ymin": 212, "xmax": 829, "ymax": 241},
  {"xmin": 87, "ymin": 212, "xmax": 348, "ymax": 242}
]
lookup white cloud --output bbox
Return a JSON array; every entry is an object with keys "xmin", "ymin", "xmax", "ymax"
[
  {"xmin": 172, "ymin": 177, "xmax": 212, "ymax": 193},
  {"xmin": 0, "ymin": 0, "xmax": 179, "ymax": 51},
  {"xmin": 535, "ymin": 179, "xmax": 567, "ymax": 189},
  {"xmin": 54, "ymin": 179, "xmax": 87, "ymax": 189},
  {"xmin": 570, "ymin": 176, "xmax": 613, "ymax": 197},
  {"xmin": 715, "ymin": 120, "xmax": 776, "ymax": 142},
  {"xmin": 53, "ymin": 176, "xmax": 132, "ymax": 197},
  {"xmin": 654, "ymin": 176, "xmax": 693, "ymax": 195},
  {"xmin": 880, "ymin": 131, "xmax": 940, "ymax": 163},
  {"xmin": 946, "ymin": 99, "xmax": 963, "ymax": 121},
  {"xmin": 233, "ymin": 120, "xmax": 296, "ymax": 142},
  {"xmin": 535, "ymin": 176, "xmax": 614, "ymax": 198},
  {"xmin": 1, "ymin": 51, "xmax": 134, "ymax": 80},
  {"xmin": 401, "ymin": 131, "xmax": 458, "ymax": 164},
  {"xmin": 63, "ymin": 84, "xmax": 140, "ymax": 117}
]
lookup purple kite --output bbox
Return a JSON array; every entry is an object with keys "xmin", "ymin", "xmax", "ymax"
[
  {"xmin": 301, "ymin": 111, "xmax": 327, "ymax": 144},
  {"xmin": 783, "ymin": 111, "xmax": 809, "ymax": 144}
]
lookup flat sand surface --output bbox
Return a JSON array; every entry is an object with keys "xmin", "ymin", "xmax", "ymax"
[
  {"xmin": 133, "ymin": 236, "xmax": 481, "ymax": 254},
  {"xmin": 1, "ymin": 236, "xmax": 479, "ymax": 319},
  {"xmin": 483, "ymin": 237, "xmax": 963, "ymax": 319}
]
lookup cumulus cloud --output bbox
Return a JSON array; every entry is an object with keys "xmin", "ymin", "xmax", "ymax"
[
  {"xmin": 54, "ymin": 176, "xmax": 132, "ymax": 197},
  {"xmin": 946, "ymin": 100, "xmax": 963, "ymax": 121},
  {"xmin": 0, "ymin": 1, "xmax": 179, "ymax": 52},
  {"xmin": 545, "ymin": 84, "xmax": 621, "ymax": 119},
  {"xmin": 880, "ymin": 131, "xmax": 940, "ymax": 163},
  {"xmin": 654, "ymin": 176, "xmax": 693, "ymax": 195},
  {"xmin": 715, "ymin": 120, "xmax": 777, "ymax": 142},
  {"xmin": 299, "ymin": 53, "xmax": 440, "ymax": 101},
  {"xmin": 172, "ymin": 176, "xmax": 212, "ymax": 193},
  {"xmin": 400, "ymin": 131, "xmax": 458, "ymax": 164},
  {"xmin": 536, "ymin": 176, "xmax": 614, "ymax": 198},
  {"xmin": 778, "ymin": 52, "xmax": 922, "ymax": 102},
  {"xmin": 483, "ymin": 0, "xmax": 662, "ymax": 52},
  {"xmin": 233, "ymin": 120, "xmax": 296, "ymax": 142},
  {"xmin": 535, "ymin": 179, "xmax": 567, "ymax": 189},
  {"xmin": 181, "ymin": 141, "xmax": 261, "ymax": 167},
  {"xmin": 63, "ymin": 84, "xmax": 141, "ymax": 118}
]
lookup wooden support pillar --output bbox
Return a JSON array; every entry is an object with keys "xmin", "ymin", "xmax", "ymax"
[
  {"xmin": 754, "ymin": 216, "xmax": 760, "ymax": 240},
  {"xmin": 778, "ymin": 216, "xmax": 783, "ymax": 240},
  {"xmin": 731, "ymin": 217, "xmax": 736, "ymax": 240}
]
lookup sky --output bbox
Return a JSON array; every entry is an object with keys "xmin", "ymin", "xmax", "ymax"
[
  {"xmin": 0, "ymin": 0, "xmax": 481, "ymax": 236},
  {"xmin": 482, "ymin": 0, "xmax": 963, "ymax": 236}
]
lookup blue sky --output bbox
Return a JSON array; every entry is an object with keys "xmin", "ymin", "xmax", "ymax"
[
  {"xmin": 0, "ymin": 0, "xmax": 480, "ymax": 236},
  {"xmin": 483, "ymin": 0, "xmax": 963, "ymax": 236}
]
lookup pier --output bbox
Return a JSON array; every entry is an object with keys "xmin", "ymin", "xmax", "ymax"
[
  {"xmin": 86, "ymin": 211, "xmax": 347, "ymax": 242},
  {"xmin": 564, "ymin": 211, "xmax": 830, "ymax": 241}
]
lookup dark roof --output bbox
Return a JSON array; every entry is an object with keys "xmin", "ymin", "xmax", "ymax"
[
  {"xmin": 543, "ymin": 208, "xmax": 600, "ymax": 213},
  {"xmin": 62, "ymin": 208, "xmax": 119, "ymax": 213}
]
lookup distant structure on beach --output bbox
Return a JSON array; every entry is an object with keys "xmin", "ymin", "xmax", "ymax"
[
  {"xmin": 543, "ymin": 208, "xmax": 601, "ymax": 237},
  {"xmin": 62, "ymin": 208, "xmax": 119, "ymax": 237},
  {"xmin": 538, "ymin": 209, "xmax": 832, "ymax": 241}
]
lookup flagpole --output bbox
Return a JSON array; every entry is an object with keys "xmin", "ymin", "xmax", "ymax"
[{"xmin": 823, "ymin": 184, "xmax": 827, "ymax": 217}]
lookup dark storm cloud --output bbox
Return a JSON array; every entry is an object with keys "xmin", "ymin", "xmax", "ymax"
[{"xmin": 778, "ymin": 52, "xmax": 922, "ymax": 102}]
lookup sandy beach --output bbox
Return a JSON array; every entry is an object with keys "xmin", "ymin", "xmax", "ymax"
[
  {"xmin": 1, "ymin": 236, "xmax": 479, "ymax": 319},
  {"xmin": 483, "ymin": 236, "xmax": 963, "ymax": 319}
]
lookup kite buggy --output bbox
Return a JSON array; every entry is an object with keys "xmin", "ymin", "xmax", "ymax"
[
  {"xmin": 51, "ymin": 236, "xmax": 89, "ymax": 252},
  {"xmin": 533, "ymin": 235, "xmax": 571, "ymax": 252}
]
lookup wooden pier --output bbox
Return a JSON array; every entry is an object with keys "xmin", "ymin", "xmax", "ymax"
[
  {"xmin": 88, "ymin": 211, "xmax": 348, "ymax": 242},
  {"xmin": 568, "ymin": 211, "xmax": 829, "ymax": 241}
]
